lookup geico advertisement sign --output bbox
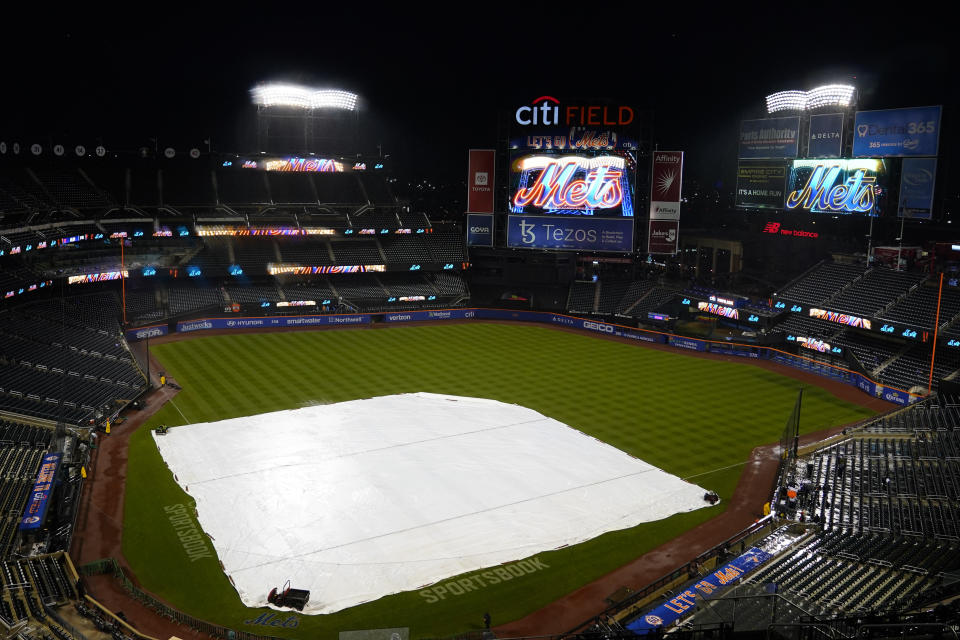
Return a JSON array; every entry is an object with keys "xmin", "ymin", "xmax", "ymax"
[
  {"xmin": 582, "ymin": 321, "xmax": 615, "ymax": 333},
  {"xmin": 515, "ymin": 96, "xmax": 634, "ymax": 127}
]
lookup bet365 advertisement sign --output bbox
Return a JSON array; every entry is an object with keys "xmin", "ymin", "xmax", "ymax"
[
  {"xmin": 853, "ymin": 106, "xmax": 942, "ymax": 157},
  {"xmin": 507, "ymin": 216, "xmax": 633, "ymax": 252}
]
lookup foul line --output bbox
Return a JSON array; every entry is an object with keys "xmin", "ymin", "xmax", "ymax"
[
  {"xmin": 683, "ymin": 460, "xmax": 748, "ymax": 481},
  {"xmin": 170, "ymin": 399, "xmax": 192, "ymax": 425}
]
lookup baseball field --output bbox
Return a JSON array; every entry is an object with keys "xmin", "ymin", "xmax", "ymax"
[{"xmin": 121, "ymin": 322, "xmax": 875, "ymax": 638}]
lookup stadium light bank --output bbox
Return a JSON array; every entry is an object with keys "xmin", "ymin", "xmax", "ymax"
[
  {"xmin": 251, "ymin": 83, "xmax": 358, "ymax": 111},
  {"xmin": 765, "ymin": 84, "xmax": 855, "ymax": 113}
]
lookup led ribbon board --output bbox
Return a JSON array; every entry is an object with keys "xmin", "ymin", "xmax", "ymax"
[
  {"xmin": 809, "ymin": 307, "xmax": 871, "ymax": 329},
  {"xmin": 697, "ymin": 301, "xmax": 739, "ymax": 319},
  {"xmin": 510, "ymin": 154, "xmax": 634, "ymax": 216},
  {"xmin": 785, "ymin": 159, "xmax": 884, "ymax": 215}
]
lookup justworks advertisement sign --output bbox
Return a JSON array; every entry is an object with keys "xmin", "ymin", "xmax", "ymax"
[{"xmin": 515, "ymin": 96, "xmax": 634, "ymax": 128}]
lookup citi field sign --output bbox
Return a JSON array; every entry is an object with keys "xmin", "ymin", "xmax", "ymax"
[{"xmin": 515, "ymin": 96, "xmax": 634, "ymax": 127}]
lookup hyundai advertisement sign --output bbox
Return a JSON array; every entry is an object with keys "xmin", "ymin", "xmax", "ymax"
[
  {"xmin": 852, "ymin": 106, "xmax": 942, "ymax": 157},
  {"xmin": 466, "ymin": 214, "xmax": 494, "ymax": 247},
  {"xmin": 507, "ymin": 216, "xmax": 633, "ymax": 252}
]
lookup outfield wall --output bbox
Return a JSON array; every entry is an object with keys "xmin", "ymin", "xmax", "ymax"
[{"xmin": 126, "ymin": 309, "xmax": 918, "ymax": 406}]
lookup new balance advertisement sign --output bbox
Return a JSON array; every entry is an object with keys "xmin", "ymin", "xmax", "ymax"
[
  {"xmin": 467, "ymin": 149, "xmax": 496, "ymax": 213},
  {"xmin": 466, "ymin": 214, "xmax": 494, "ymax": 247}
]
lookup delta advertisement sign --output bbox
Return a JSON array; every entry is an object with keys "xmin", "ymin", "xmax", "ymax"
[
  {"xmin": 785, "ymin": 159, "xmax": 886, "ymax": 215},
  {"xmin": 510, "ymin": 153, "xmax": 635, "ymax": 217}
]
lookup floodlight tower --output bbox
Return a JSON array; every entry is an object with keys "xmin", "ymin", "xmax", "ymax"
[
  {"xmin": 764, "ymin": 84, "xmax": 858, "ymax": 157},
  {"xmin": 251, "ymin": 83, "xmax": 360, "ymax": 156}
]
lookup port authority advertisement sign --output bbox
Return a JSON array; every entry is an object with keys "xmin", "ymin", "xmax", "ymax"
[
  {"xmin": 736, "ymin": 160, "xmax": 787, "ymax": 209},
  {"xmin": 739, "ymin": 116, "xmax": 800, "ymax": 159},
  {"xmin": 507, "ymin": 216, "xmax": 633, "ymax": 252},
  {"xmin": 852, "ymin": 106, "xmax": 942, "ymax": 157}
]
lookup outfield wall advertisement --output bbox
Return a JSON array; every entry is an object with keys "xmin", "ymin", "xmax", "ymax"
[
  {"xmin": 143, "ymin": 308, "xmax": 920, "ymax": 405},
  {"xmin": 175, "ymin": 314, "xmax": 372, "ymax": 333}
]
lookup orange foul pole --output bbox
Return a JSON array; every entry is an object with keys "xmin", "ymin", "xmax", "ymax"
[
  {"xmin": 121, "ymin": 240, "xmax": 127, "ymax": 325},
  {"xmin": 929, "ymin": 272, "xmax": 944, "ymax": 393}
]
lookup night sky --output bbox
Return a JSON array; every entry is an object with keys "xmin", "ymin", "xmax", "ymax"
[{"xmin": 1, "ymin": 10, "xmax": 954, "ymax": 188}]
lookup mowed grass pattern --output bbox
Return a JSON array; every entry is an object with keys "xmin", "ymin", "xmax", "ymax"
[{"xmin": 123, "ymin": 323, "xmax": 874, "ymax": 638}]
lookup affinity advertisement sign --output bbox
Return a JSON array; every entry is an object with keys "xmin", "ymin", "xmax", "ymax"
[
  {"xmin": 785, "ymin": 159, "xmax": 886, "ymax": 215},
  {"xmin": 898, "ymin": 157, "xmax": 937, "ymax": 219},
  {"xmin": 509, "ymin": 151, "xmax": 636, "ymax": 217},
  {"xmin": 466, "ymin": 214, "xmax": 494, "ymax": 247},
  {"xmin": 853, "ymin": 106, "xmax": 942, "ymax": 157},
  {"xmin": 627, "ymin": 547, "xmax": 773, "ymax": 634},
  {"xmin": 739, "ymin": 116, "xmax": 800, "ymax": 159},
  {"xmin": 648, "ymin": 219, "xmax": 679, "ymax": 254},
  {"xmin": 807, "ymin": 113, "xmax": 844, "ymax": 158},
  {"xmin": 177, "ymin": 314, "xmax": 372, "ymax": 333},
  {"xmin": 467, "ymin": 149, "xmax": 496, "ymax": 213},
  {"xmin": 507, "ymin": 215, "xmax": 633, "ymax": 252},
  {"xmin": 649, "ymin": 151, "xmax": 683, "ymax": 220},
  {"xmin": 736, "ymin": 160, "xmax": 787, "ymax": 209}
]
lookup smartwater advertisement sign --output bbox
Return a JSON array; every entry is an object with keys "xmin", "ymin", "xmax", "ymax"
[
  {"xmin": 177, "ymin": 314, "xmax": 371, "ymax": 333},
  {"xmin": 739, "ymin": 116, "xmax": 800, "ymax": 159},
  {"xmin": 506, "ymin": 216, "xmax": 633, "ymax": 252},
  {"xmin": 807, "ymin": 113, "xmax": 844, "ymax": 158},
  {"xmin": 466, "ymin": 214, "xmax": 494, "ymax": 247},
  {"xmin": 898, "ymin": 157, "xmax": 937, "ymax": 219},
  {"xmin": 853, "ymin": 106, "xmax": 942, "ymax": 157}
]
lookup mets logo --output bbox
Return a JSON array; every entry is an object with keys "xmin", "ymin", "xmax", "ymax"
[{"xmin": 645, "ymin": 615, "xmax": 663, "ymax": 626}]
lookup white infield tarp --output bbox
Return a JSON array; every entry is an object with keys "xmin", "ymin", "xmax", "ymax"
[{"xmin": 153, "ymin": 393, "xmax": 713, "ymax": 614}]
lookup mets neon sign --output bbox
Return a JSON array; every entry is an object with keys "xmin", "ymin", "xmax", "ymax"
[
  {"xmin": 785, "ymin": 161, "xmax": 879, "ymax": 214},
  {"xmin": 513, "ymin": 156, "xmax": 624, "ymax": 211}
]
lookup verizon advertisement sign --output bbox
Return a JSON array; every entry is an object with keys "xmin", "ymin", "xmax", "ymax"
[
  {"xmin": 648, "ymin": 219, "xmax": 679, "ymax": 254},
  {"xmin": 649, "ymin": 151, "xmax": 683, "ymax": 220},
  {"xmin": 467, "ymin": 149, "xmax": 495, "ymax": 213}
]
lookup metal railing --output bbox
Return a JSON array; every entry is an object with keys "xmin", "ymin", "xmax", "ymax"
[{"xmin": 80, "ymin": 557, "xmax": 283, "ymax": 640}]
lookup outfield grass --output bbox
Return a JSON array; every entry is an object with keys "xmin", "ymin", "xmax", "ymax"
[{"xmin": 122, "ymin": 323, "xmax": 874, "ymax": 639}]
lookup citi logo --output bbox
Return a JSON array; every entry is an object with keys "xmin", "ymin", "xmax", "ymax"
[{"xmin": 516, "ymin": 96, "xmax": 560, "ymax": 126}]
